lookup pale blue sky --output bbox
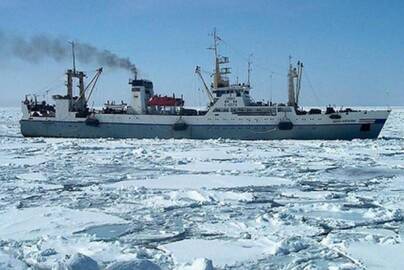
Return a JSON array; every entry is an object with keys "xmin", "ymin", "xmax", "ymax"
[{"xmin": 0, "ymin": 0, "xmax": 403, "ymax": 107}]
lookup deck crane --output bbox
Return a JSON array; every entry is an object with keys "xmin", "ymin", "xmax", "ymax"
[
  {"xmin": 73, "ymin": 67, "xmax": 103, "ymax": 105},
  {"xmin": 195, "ymin": 66, "xmax": 214, "ymax": 104},
  {"xmin": 85, "ymin": 67, "xmax": 103, "ymax": 101}
]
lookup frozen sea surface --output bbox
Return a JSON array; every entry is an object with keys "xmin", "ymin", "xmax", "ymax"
[{"xmin": 0, "ymin": 107, "xmax": 403, "ymax": 270}]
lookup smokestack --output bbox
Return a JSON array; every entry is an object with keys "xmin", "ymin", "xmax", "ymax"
[
  {"xmin": 66, "ymin": 69, "xmax": 73, "ymax": 97},
  {"xmin": 78, "ymin": 71, "xmax": 85, "ymax": 100}
]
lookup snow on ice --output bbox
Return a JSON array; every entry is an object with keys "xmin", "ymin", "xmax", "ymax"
[{"xmin": 0, "ymin": 107, "xmax": 403, "ymax": 269}]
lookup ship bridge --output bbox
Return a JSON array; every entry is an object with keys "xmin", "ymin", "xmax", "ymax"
[
  {"xmin": 212, "ymin": 84, "xmax": 250, "ymax": 98},
  {"xmin": 194, "ymin": 29, "xmax": 255, "ymax": 109}
]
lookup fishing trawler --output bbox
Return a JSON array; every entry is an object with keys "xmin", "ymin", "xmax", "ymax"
[{"xmin": 20, "ymin": 31, "xmax": 390, "ymax": 140}]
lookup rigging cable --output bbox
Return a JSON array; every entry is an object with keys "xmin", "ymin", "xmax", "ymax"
[{"xmin": 303, "ymin": 68, "xmax": 322, "ymax": 106}]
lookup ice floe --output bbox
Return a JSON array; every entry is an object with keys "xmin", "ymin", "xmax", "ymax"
[
  {"xmin": 0, "ymin": 206, "xmax": 126, "ymax": 241},
  {"xmin": 161, "ymin": 238, "xmax": 278, "ymax": 267},
  {"xmin": 108, "ymin": 174, "xmax": 291, "ymax": 190},
  {"xmin": 0, "ymin": 107, "xmax": 403, "ymax": 269}
]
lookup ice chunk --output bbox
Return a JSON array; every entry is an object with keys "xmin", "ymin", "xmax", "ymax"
[
  {"xmin": 274, "ymin": 236, "xmax": 309, "ymax": 255},
  {"xmin": 65, "ymin": 253, "xmax": 99, "ymax": 270},
  {"xmin": 105, "ymin": 259, "xmax": 161, "ymax": 270},
  {"xmin": 178, "ymin": 258, "xmax": 215, "ymax": 270},
  {"xmin": 0, "ymin": 250, "xmax": 26, "ymax": 270}
]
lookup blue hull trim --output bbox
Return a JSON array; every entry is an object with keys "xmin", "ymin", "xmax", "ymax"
[{"xmin": 20, "ymin": 119, "xmax": 386, "ymax": 140}]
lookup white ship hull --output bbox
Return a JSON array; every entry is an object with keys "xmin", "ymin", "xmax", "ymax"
[{"xmin": 20, "ymin": 109, "xmax": 390, "ymax": 140}]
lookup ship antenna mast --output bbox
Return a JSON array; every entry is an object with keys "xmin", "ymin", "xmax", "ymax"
[
  {"xmin": 211, "ymin": 28, "xmax": 221, "ymax": 89},
  {"xmin": 270, "ymin": 72, "xmax": 274, "ymax": 104},
  {"xmin": 247, "ymin": 54, "xmax": 253, "ymax": 86}
]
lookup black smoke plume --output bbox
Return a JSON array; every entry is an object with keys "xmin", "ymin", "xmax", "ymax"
[{"xmin": 0, "ymin": 30, "xmax": 136, "ymax": 72}]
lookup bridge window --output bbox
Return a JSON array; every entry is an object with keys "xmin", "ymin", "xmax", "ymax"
[
  {"xmin": 277, "ymin": 107, "xmax": 292, "ymax": 112},
  {"xmin": 213, "ymin": 108, "xmax": 229, "ymax": 112}
]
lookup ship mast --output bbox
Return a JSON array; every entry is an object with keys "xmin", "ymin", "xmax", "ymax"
[
  {"xmin": 65, "ymin": 41, "xmax": 89, "ymax": 111},
  {"xmin": 210, "ymin": 28, "xmax": 230, "ymax": 89},
  {"xmin": 212, "ymin": 28, "xmax": 220, "ymax": 89},
  {"xmin": 295, "ymin": 61, "xmax": 303, "ymax": 106},
  {"xmin": 287, "ymin": 56, "xmax": 297, "ymax": 107},
  {"xmin": 247, "ymin": 54, "xmax": 253, "ymax": 86},
  {"xmin": 287, "ymin": 56, "xmax": 304, "ymax": 107}
]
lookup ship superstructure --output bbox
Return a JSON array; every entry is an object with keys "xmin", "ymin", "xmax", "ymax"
[{"xmin": 20, "ymin": 33, "xmax": 390, "ymax": 140}]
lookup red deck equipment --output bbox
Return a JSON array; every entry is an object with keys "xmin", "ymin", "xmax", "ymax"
[{"xmin": 148, "ymin": 95, "xmax": 184, "ymax": 107}]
